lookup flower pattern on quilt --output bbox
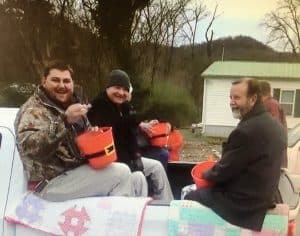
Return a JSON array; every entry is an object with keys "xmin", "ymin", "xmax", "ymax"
[
  {"xmin": 15, "ymin": 194, "xmax": 45, "ymax": 224},
  {"xmin": 59, "ymin": 206, "xmax": 90, "ymax": 236}
]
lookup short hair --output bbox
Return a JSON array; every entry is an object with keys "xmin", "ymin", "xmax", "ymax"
[
  {"xmin": 232, "ymin": 77, "xmax": 262, "ymax": 103},
  {"xmin": 259, "ymin": 80, "xmax": 271, "ymax": 96},
  {"xmin": 43, "ymin": 60, "xmax": 74, "ymax": 77}
]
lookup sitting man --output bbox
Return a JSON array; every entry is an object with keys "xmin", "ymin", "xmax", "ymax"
[
  {"xmin": 127, "ymin": 85, "xmax": 169, "ymax": 170},
  {"xmin": 87, "ymin": 69, "xmax": 174, "ymax": 201},
  {"xmin": 138, "ymin": 120, "xmax": 169, "ymax": 170},
  {"xmin": 185, "ymin": 78, "xmax": 286, "ymax": 231},
  {"xmin": 259, "ymin": 80, "xmax": 288, "ymax": 167},
  {"xmin": 14, "ymin": 61, "xmax": 145, "ymax": 201}
]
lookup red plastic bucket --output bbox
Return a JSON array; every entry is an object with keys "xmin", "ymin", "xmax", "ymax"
[
  {"xmin": 191, "ymin": 161, "xmax": 216, "ymax": 189},
  {"xmin": 168, "ymin": 130, "xmax": 183, "ymax": 161},
  {"xmin": 288, "ymin": 220, "xmax": 296, "ymax": 236},
  {"xmin": 76, "ymin": 127, "xmax": 117, "ymax": 169},
  {"xmin": 145, "ymin": 122, "xmax": 171, "ymax": 148}
]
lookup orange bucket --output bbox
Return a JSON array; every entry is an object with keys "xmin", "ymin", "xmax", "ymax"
[
  {"xmin": 288, "ymin": 220, "xmax": 296, "ymax": 236},
  {"xmin": 145, "ymin": 122, "xmax": 171, "ymax": 148},
  {"xmin": 76, "ymin": 127, "xmax": 117, "ymax": 169},
  {"xmin": 169, "ymin": 150, "xmax": 179, "ymax": 162},
  {"xmin": 168, "ymin": 130, "xmax": 183, "ymax": 161},
  {"xmin": 191, "ymin": 161, "xmax": 216, "ymax": 189}
]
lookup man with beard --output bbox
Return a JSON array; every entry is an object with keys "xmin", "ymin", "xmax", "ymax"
[
  {"xmin": 185, "ymin": 78, "xmax": 286, "ymax": 231},
  {"xmin": 15, "ymin": 61, "xmax": 145, "ymax": 201}
]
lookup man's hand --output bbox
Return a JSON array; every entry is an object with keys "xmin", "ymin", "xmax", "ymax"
[
  {"xmin": 88, "ymin": 126, "xmax": 99, "ymax": 132},
  {"xmin": 139, "ymin": 119, "xmax": 159, "ymax": 133},
  {"xmin": 65, "ymin": 103, "xmax": 91, "ymax": 124}
]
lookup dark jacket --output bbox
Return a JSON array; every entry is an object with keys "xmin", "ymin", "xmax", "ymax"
[
  {"xmin": 263, "ymin": 97, "xmax": 288, "ymax": 167},
  {"xmin": 203, "ymin": 103, "xmax": 286, "ymax": 230},
  {"xmin": 87, "ymin": 92, "xmax": 140, "ymax": 166}
]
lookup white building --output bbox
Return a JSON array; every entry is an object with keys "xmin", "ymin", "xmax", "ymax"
[{"xmin": 201, "ymin": 61, "xmax": 300, "ymax": 137}]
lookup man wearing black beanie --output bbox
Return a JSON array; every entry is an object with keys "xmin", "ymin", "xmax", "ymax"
[
  {"xmin": 88, "ymin": 69, "xmax": 173, "ymax": 201},
  {"xmin": 106, "ymin": 69, "xmax": 131, "ymax": 91}
]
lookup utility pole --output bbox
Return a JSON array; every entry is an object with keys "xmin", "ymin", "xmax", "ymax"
[{"xmin": 221, "ymin": 43, "xmax": 225, "ymax": 61}]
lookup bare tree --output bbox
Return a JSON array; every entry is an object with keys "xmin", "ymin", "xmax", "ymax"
[
  {"xmin": 80, "ymin": 0, "xmax": 150, "ymax": 74},
  {"xmin": 2, "ymin": 0, "xmax": 57, "ymax": 80},
  {"xmin": 262, "ymin": 0, "xmax": 300, "ymax": 55},
  {"xmin": 132, "ymin": 0, "xmax": 215, "ymax": 86},
  {"xmin": 132, "ymin": 0, "xmax": 179, "ymax": 87},
  {"xmin": 205, "ymin": 3, "xmax": 218, "ymax": 62},
  {"xmin": 179, "ymin": 0, "xmax": 208, "ymax": 58}
]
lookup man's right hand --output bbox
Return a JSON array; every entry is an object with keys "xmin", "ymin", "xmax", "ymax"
[
  {"xmin": 139, "ymin": 119, "xmax": 159, "ymax": 133},
  {"xmin": 65, "ymin": 103, "xmax": 91, "ymax": 124}
]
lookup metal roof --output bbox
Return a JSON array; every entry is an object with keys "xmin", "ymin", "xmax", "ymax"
[{"xmin": 201, "ymin": 61, "xmax": 300, "ymax": 80}]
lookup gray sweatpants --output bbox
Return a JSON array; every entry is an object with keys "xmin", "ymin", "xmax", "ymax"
[
  {"xmin": 37, "ymin": 162, "xmax": 147, "ymax": 201},
  {"xmin": 142, "ymin": 157, "xmax": 174, "ymax": 201}
]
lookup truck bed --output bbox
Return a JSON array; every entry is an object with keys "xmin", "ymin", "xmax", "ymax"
[{"xmin": 0, "ymin": 108, "xmax": 290, "ymax": 235}]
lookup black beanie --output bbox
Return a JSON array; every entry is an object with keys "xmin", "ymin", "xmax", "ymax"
[{"xmin": 106, "ymin": 69, "xmax": 131, "ymax": 91}]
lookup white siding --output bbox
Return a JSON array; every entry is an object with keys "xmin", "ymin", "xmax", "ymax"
[
  {"xmin": 202, "ymin": 78, "xmax": 300, "ymax": 137},
  {"xmin": 266, "ymin": 80, "xmax": 300, "ymax": 91},
  {"xmin": 202, "ymin": 78, "xmax": 238, "ymax": 127}
]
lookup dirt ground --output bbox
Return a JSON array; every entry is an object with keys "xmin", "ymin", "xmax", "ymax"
[{"xmin": 179, "ymin": 128, "xmax": 224, "ymax": 162}]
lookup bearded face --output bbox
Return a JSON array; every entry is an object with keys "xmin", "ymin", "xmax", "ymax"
[
  {"xmin": 42, "ymin": 69, "xmax": 74, "ymax": 107},
  {"xmin": 230, "ymin": 82, "xmax": 257, "ymax": 120}
]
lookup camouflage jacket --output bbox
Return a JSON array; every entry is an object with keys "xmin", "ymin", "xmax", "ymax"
[{"xmin": 14, "ymin": 86, "xmax": 89, "ymax": 183}]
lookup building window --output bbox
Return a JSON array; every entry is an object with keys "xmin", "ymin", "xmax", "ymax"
[
  {"xmin": 274, "ymin": 88, "xmax": 300, "ymax": 118},
  {"xmin": 279, "ymin": 90, "xmax": 295, "ymax": 116}
]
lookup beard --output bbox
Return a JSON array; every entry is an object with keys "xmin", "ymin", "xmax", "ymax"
[{"xmin": 231, "ymin": 108, "xmax": 242, "ymax": 119}]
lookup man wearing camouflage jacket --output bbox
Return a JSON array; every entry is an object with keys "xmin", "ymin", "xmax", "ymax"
[{"xmin": 14, "ymin": 61, "xmax": 147, "ymax": 201}]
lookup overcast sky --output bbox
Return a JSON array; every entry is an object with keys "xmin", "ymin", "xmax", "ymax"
[{"xmin": 195, "ymin": 0, "xmax": 279, "ymax": 48}]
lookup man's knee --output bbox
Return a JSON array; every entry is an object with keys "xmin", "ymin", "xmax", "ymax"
[
  {"xmin": 149, "ymin": 158, "xmax": 165, "ymax": 171},
  {"xmin": 131, "ymin": 171, "xmax": 148, "ymax": 197},
  {"xmin": 132, "ymin": 171, "xmax": 146, "ymax": 182},
  {"xmin": 152, "ymin": 160, "xmax": 167, "ymax": 178},
  {"xmin": 185, "ymin": 190, "xmax": 200, "ymax": 200},
  {"xmin": 131, "ymin": 171, "xmax": 147, "ymax": 189},
  {"xmin": 112, "ymin": 162, "xmax": 131, "ymax": 179},
  {"xmin": 184, "ymin": 188, "xmax": 213, "ymax": 207}
]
